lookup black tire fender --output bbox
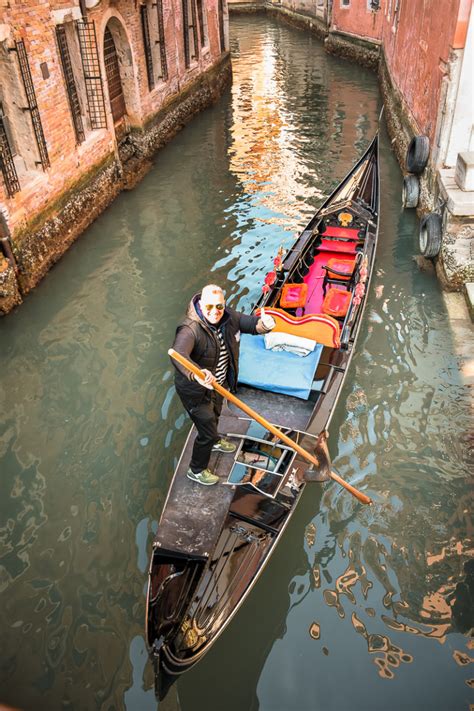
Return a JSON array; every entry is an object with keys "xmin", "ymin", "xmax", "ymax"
[
  {"xmin": 406, "ymin": 136, "xmax": 430, "ymax": 174},
  {"xmin": 402, "ymin": 174, "xmax": 420, "ymax": 208},
  {"xmin": 419, "ymin": 213, "xmax": 442, "ymax": 258}
]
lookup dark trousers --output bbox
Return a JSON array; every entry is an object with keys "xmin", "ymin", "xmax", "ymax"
[{"xmin": 185, "ymin": 392, "xmax": 223, "ymax": 473}]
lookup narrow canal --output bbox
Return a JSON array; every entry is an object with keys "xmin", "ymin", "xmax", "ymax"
[{"xmin": 0, "ymin": 14, "xmax": 472, "ymax": 711}]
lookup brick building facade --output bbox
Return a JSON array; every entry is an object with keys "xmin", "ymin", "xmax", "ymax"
[{"xmin": 0, "ymin": 0, "xmax": 231, "ymax": 313}]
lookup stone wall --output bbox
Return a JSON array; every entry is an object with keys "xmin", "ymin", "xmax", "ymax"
[
  {"xmin": 325, "ymin": 31, "xmax": 380, "ymax": 70},
  {"xmin": 0, "ymin": 0, "xmax": 231, "ymax": 315}
]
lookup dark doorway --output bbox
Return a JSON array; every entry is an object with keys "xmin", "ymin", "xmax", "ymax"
[{"xmin": 104, "ymin": 26, "xmax": 126, "ymax": 123}]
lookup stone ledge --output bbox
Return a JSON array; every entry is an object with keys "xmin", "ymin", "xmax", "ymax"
[
  {"xmin": 438, "ymin": 168, "xmax": 474, "ymax": 216},
  {"xmin": 442, "ymin": 292, "xmax": 474, "ymax": 384},
  {"xmin": 465, "ymin": 283, "xmax": 474, "ymax": 322}
]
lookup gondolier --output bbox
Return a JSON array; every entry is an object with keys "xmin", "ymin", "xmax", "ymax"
[{"xmin": 171, "ymin": 284, "xmax": 275, "ymax": 485}]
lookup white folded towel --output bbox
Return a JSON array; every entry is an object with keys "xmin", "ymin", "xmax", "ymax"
[{"xmin": 264, "ymin": 331, "xmax": 317, "ymax": 357}]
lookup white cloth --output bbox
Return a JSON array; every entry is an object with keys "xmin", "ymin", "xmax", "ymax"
[
  {"xmin": 260, "ymin": 313, "xmax": 276, "ymax": 331},
  {"xmin": 264, "ymin": 331, "xmax": 317, "ymax": 357}
]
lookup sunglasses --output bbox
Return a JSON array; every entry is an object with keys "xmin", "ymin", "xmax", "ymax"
[{"xmin": 203, "ymin": 303, "xmax": 225, "ymax": 312}]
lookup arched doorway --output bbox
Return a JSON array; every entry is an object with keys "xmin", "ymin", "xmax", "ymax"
[{"xmin": 103, "ymin": 26, "xmax": 126, "ymax": 124}]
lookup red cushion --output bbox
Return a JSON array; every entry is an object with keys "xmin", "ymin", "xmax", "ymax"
[
  {"xmin": 322, "ymin": 288, "xmax": 351, "ymax": 318},
  {"xmin": 280, "ymin": 283, "xmax": 308, "ymax": 308},
  {"xmin": 318, "ymin": 238, "xmax": 357, "ymax": 254},
  {"xmin": 322, "ymin": 226, "xmax": 359, "ymax": 239}
]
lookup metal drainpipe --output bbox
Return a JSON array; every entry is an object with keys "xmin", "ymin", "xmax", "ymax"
[{"xmin": 0, "ymin": 210, "xmax": 18, "ymax": 274}]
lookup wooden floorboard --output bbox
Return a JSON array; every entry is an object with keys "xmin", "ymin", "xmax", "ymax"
[
  {"xmin": 230, "ymin": 385, "xmax": 314, "ymax": 431},
  {"xmin": 154, "ymin": 412, "xmax": 250, "ymax": 558}
]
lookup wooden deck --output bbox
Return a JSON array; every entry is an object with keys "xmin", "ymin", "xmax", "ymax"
[
  {"xmin": 153, "ymin": 412, "xmax": 250, "ymax": 558},
  {"xmin": 230, "ymin": 385, "xmax": 315, "ymax": 432},
  {"xmin": 153, "ymin": 387, "xmax": 316, "ymax": 558}
]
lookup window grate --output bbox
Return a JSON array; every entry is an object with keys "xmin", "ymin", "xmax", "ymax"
[
  {"xmin": 55, "ymin": 26, "xmax": 85, "ymax": 144},
  {"xmin": 76, "ymin": 20, "xmax": 107, "ymax": 129},
  {"xmin": 156, "ymin": 0, "xmax": 168, "ymax": 81},
  {"xmin": 141, "ymin": 5, "xmax": 155, "ymax": 90},
  {"xmin": 182, "ymin": 0, "xmax": 198, "ymax": 68},
  {"xmin": 196, "ymin": 0, "xmax": 205, "ymax": 48},
  {"xmin": 0, "ymin": 115, "xmax": 21, "ymax": 197},
  {"xmin": 190, "ymin": 0, "xmax": 199, "ymax": 60},
  {"xmin": 15, "ymin": 40, "xmax": 50, "ymax": 169},
  {"xmin": 182, "ymin": 0, "xmax": 190, "ymax": 68},
  {"xmin": 218, "ymin": 0, "xmax": 225, "ymax": 52}
]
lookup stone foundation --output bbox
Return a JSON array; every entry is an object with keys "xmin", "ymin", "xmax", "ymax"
[
  {"xmin": 1, "ymin": 54, "xmax": 232, "ymax": 315},
  {"xmin": 438, "ymin": 218, "xmax": 474, "ymax": 289},
  {"xmin": 12, "ymin": 157, "xmax": 122, "ymax": 296},
  {"xmin": 266, "ymin": 5, "xmax": 328, "ymax": 40},
  {"xmin": 324, "ymin": 31, "xmax": 380, "ymax": 71},
  {"xmin": 0, "ymin": 258, "xmax": 22, "ymax": 314}
]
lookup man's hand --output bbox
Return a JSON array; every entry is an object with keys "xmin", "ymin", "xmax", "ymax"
[
  {"xmin": 194, "ymin": 368, "xmax": 216, "ymax": 390},
  {"xmin": 260, "ymin": 307, "xmax": 276, "ymax": 331}
]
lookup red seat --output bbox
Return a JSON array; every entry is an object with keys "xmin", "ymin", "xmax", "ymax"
[
  {"xmin": 321, "ymin": 288, "xmax": 351, "ymax": 318},
  {"xmin": 318, "ymin": 238, "xmax": 357, "ymax": 255},
  {"xmin": 325, "ymin": 258, "xmax": 355, "ymax": 281},
  {"xmin": 321, "ymin": 226, "xmax": 359, "ymax": 239}
]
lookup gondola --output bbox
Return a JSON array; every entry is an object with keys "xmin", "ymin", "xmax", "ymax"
[{"xmin": 146, "ymin": 131, "xmax": 380, "ymax": 699}]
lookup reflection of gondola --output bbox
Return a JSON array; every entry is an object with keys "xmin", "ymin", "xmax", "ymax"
[{"xmin": 146, "ymin": 133, "xmax": 380, "ymax": 699}]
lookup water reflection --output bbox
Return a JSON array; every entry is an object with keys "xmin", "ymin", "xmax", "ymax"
[{"xmin": 0, "ymin": 13, "xmax": 472, "ymax": 711}]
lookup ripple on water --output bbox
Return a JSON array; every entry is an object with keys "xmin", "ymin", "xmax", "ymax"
[{"xmin": 0, "ymin": 13, "xmax": 471, "ymax": 711}]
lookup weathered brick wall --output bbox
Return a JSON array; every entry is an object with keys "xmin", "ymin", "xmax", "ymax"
[
  {"xmin": 0, "ymin": 0, "xmax": 230, "ymax": 313},
  {"xmin": 0, "ymin": 0, "xmax": 226, "ymax": 228},
  {"xmin": 380, "ymin": 0, "xmax": 462, "ymax": 144},
  {"xmin": 331, "ymin": 0, "xmax": 382, "ymax": 42}
]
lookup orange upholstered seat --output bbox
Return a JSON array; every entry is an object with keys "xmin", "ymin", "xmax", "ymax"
[
  {"xmin": 256, "ymin": 307, "xmax": 340, "ymax": 348},
  {"xmin": 321, "ymin": 288, "xmax": 351, "ymax": 318},
  {"xmin": 280, "ymin": 283, "xmax": 308, "ymax": 309},
  {"xmin": 325, "ymin": 258, "xmax": 355, "ymax": 281}
]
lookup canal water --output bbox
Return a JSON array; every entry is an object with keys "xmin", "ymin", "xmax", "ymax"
[{"xmin": 0, "ymin": 14, "xmax": 472, "ymax": 711}]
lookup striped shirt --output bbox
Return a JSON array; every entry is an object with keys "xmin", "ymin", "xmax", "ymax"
[{"xmin": 214, "ymin": 328, "xmax": 230, "ymax": 385}]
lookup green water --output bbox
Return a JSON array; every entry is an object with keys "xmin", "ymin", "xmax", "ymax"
[{"xmin": 0, "ymin": 15, "xmax": 472, "ymax": 711}]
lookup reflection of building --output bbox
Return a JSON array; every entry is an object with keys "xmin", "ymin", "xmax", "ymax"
[
  {"xmin": 231, "ymin": 0, "xmax": 473, "ymax": 291},
  {"xmin": 229, "ymin": 30, "xmax": 311, "ymax": 228},
  {"xmin": 0, "ymin": 0, "xmax": 231, "ymax": 313}
]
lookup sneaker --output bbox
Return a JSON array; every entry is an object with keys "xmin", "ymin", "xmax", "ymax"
[
  {"xmin": 186, "ymin": 468, "xmax": 219, "ymax": 486},
  {"xmin": 212, "ymin": 438, "xmax": 237, "ymax": 453}
]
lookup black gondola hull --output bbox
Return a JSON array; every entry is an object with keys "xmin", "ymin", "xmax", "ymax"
[{"xmin": 147, "ymin": 134, "xmax": 380, "ymax": 698}]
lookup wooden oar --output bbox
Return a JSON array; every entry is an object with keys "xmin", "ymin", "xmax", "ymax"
[{"xmin": 168, "ymin": 349, "xmax": 372, "ymax": 505}]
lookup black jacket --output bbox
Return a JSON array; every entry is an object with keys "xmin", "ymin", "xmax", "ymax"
[{"xmin": 171, "ymin": 294, "xmax": 261, "ymax": 408}]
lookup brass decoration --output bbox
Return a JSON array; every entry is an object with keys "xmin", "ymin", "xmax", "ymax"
[{"xmin": 338, "ymin": 211, "xmax": 353, "ymax": 227}]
